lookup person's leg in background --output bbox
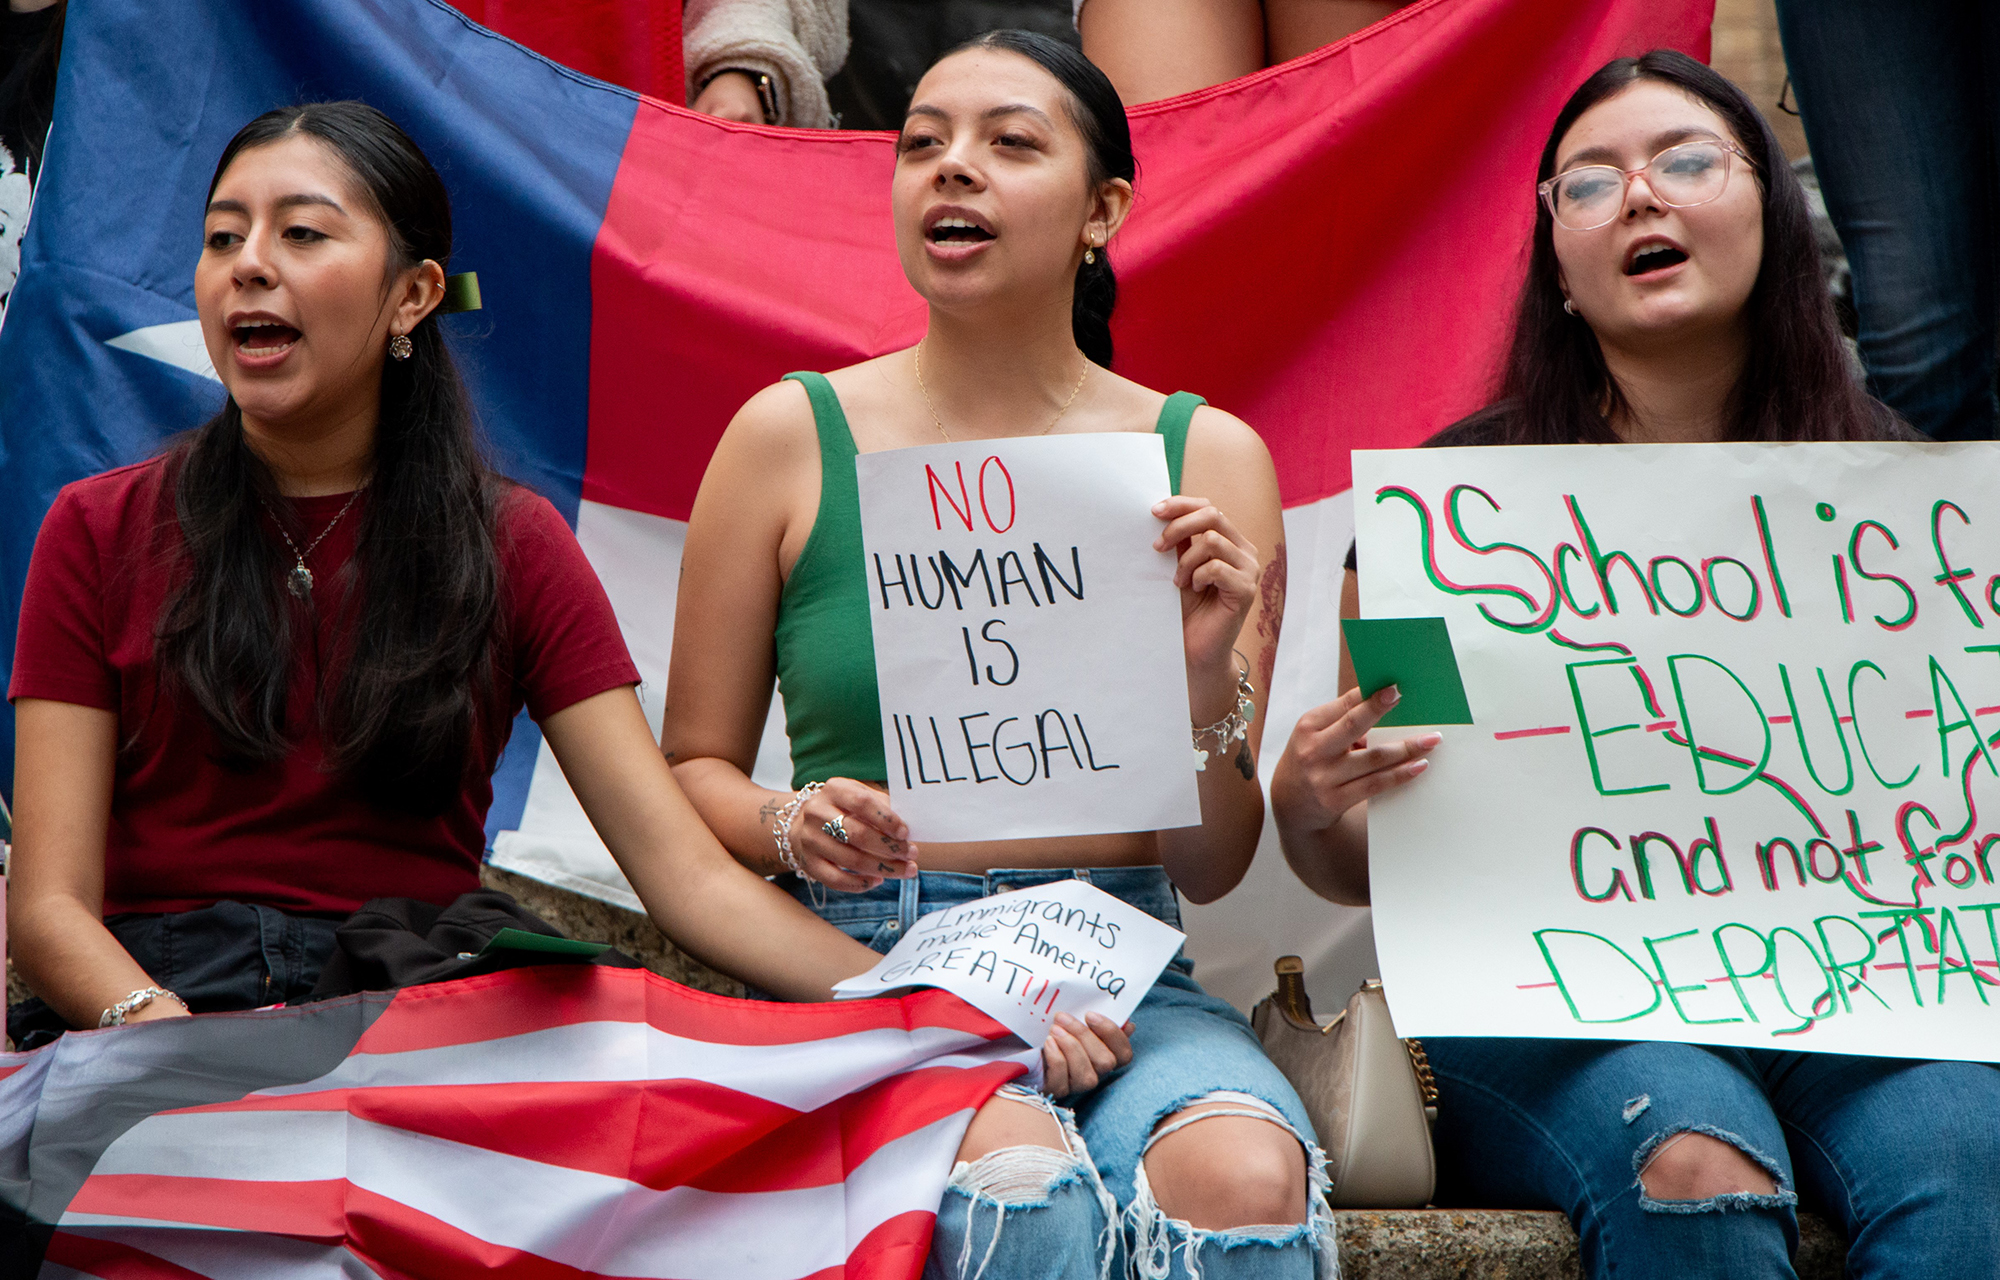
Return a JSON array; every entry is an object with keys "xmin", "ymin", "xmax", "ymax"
[
  {"xmin": 1261, "ymin": 0, "xmax": 1409, "ymax": 65},
  {"xmin": 1077, "ymin": 0, "xmax": 1263, "ymax": 106},
  {"xmin": 1758, "ymin": 1050, "xmax": 2000, "ymax": 1280},
  {"xmin": 1775, "ymin": 0, "xmax": 1998, "ymax": 440},
  {"xmin": 1425, "ymin": 1037, "xmax": 1800, "ymax": 1280}
]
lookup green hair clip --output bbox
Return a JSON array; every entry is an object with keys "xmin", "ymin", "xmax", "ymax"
[{"xmin": 441, "ymin": 271, "xmax": 483, "ymax": 314}]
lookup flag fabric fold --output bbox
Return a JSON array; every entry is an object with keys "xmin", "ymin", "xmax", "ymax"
[{"xmin": 3, "ymin": 965, "xmax": 1031, "ymax": 1278}]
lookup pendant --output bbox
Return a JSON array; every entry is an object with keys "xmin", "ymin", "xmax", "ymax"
[
  {"xmin": 287, "ymin": 564, "xmax": 314, "ymax": 598},
  {"xmin": 1194, "ymin": 745, "xmax": 1210, "ymax": 770}
]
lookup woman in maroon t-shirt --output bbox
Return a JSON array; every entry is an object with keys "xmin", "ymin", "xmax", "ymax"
[{"xmin": 7, "ymin": 102, "xmax": 880, "ymax": 1042}]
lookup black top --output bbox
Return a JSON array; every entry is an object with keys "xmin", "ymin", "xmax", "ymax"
[{"xmin": 824, "ymin": 0, "xmax": 1078, "ymax": 130}]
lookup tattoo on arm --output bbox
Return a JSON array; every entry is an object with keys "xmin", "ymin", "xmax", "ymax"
[
  {"xmin": 1254, "ymin": 542, "xmax": 1288, "ymax": 693},
  {"xmin": 757, "ymin": 798, "xmax": 785, "ymax": 825}
]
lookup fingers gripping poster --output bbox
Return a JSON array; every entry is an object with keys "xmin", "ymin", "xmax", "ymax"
[
  {"xmin": 856, "ymin": 434, "xmax": 1201, "ymax": 841},
  {"xmin": 1355, "ymin": 442, "xmax": 2000, "ymax": 1061}
]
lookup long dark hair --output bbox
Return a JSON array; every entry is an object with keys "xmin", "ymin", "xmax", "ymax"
[
  {"xmin": 948, "ymin": 30, "xmax": 1134, "ymax": 369},
  {"xmin": 0, "ymin": 0, "xmax": 63, "ymax": 179},
  {"xmin": 156, "ymin": 102, "xmax": 503, "ymax": 815},
  {"xmin": 1491, "ymin": 49, "xmax": 1885, "ymax": 443}
]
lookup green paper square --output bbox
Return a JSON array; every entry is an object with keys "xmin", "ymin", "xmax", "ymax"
[
  {"xmin": 1339, "ymin": 617, "xmax": 1474, "ymax": 726},
  {"xmin": 477, "ymin": 927, "xmax": 612, "ymax": 959}
]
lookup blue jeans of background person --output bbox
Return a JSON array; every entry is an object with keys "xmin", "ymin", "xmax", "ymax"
[
  {"xmin": 1775, "ymin": 0, "xmax": 2000, "ymax": 440},
  {"xmin": 1424, "ymin": 1037, "xmax": 2000, "ymax": 1279},
  {"xmin": 776, "ymin": 866, "xmax": 1332, "ymax": 1280}
]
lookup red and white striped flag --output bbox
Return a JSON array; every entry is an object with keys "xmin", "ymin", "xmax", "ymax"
[{"xmin": 1, "ymin": 965, "xmax": 1031, "ymax": 1279}]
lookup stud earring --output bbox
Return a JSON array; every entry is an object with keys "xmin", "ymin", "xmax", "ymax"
[
  {"xmin": 389, "ymin": 333, "xmax": 413, "ymax": 360},
  {"xmin": 1562, "ymin": 299, "xmax": 1577, "ymax": 316}
]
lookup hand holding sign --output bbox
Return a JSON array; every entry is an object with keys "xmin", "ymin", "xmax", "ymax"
[
  {"xmin": 1154, "ymin": 494, "xmax": 1265, "ymax": 678},
  {"xmin": 1271, "ymin": 683, "xmax": 1444, "ymax": 840}
]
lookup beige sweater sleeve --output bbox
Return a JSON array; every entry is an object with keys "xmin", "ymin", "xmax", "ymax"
[{"xmin": 683, "ymin": 0, "xmax": 849, "ymax": 128}]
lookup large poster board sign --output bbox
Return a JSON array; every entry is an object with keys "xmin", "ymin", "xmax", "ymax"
[
  {"xmin": 856, "ymin": 435, "xmax": 1200, "ymax": 841},
  {"xmin": 1354, "ymin": 442, "xmax": 2000, "ymax": 1061}
]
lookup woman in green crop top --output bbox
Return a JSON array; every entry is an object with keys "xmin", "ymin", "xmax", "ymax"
[{"xmin": 666, "ymin": 30, "xmax": 1327, "ymax": 1280}]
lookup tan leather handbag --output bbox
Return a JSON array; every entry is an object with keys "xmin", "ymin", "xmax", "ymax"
[{"xmin": 1249, "ymin": 957, "xmax": 1438, "ymax": 1208}]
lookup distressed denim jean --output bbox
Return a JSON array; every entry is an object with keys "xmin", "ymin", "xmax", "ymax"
[
  {"xmin": 1775, "ymin": 0, "xmax": 2000, "ymax": 440},
  {"xmin": 1425, "ymin": 1037, "xmax": 2000, "ymax": 1278},
  {"xmin": 777, "ymin": 866, "xmax": 1333, "ymax": 1279}
]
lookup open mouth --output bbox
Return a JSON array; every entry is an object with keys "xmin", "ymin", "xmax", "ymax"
[
  {"xmin": 233, "ymin": 319, "xmax": 302, "ymax": 354},
  {"xmin": 928, "ymin": 217, "xmax": 995, "ymax": 245},
  {"xmin": 1625, "ymin": 245, "xmax": 1689, "ymax": 276}
]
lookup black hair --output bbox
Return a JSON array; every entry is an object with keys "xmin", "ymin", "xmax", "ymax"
[
  {"xmin": 156, "ymin": 101, "xmax": 504, "ymax": 815},
  {"xmin": 1493, "ymin": 49, "xmax": 1889, "ymax": 443},
  {"xmin": 948, "ymin": 30, "xmax": 1134, "ymax": 368},
  {"xmin": 0, "ymin": 0, "xmax": 64, "ymax": 179}
]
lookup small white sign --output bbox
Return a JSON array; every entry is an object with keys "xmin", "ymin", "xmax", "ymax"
[
  {"xmin": 855, "ymin": 433, "xmax": 1200, "ymax": 842},
  {"xmin": 831, "ymin": 880, "xmax": 1186, "ymax": 1044}
]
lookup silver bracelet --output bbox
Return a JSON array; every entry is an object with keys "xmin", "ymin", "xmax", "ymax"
[
  {"xmin": 770, "ymin": 781, "xmax": 825, "ymax": 876},
  {"xmin": 1193, "ymin": 667, "xmax": 1257, "ymax": 771},
  {"xmin": 99, "ymin": 986, "xmax": 185, "ymax": 1028}
]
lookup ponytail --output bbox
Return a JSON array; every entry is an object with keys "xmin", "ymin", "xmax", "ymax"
[{"xmin": 1073, "ymin": 250, "xmax": 1118, "ymax": 368}]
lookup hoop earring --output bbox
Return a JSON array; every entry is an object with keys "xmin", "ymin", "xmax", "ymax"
[
  {"xmin": 1562, "ymin": 299, "xmax": 1577, "ymax": 316},
  {"xmin": 389, "ymin": 333, "xmax": 413, "ymax": 360}
]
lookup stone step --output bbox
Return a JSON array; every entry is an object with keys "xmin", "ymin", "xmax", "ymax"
[{"xmin": 1334, "ymin": 1208, "xmax": 1845, "ymax": 1278}]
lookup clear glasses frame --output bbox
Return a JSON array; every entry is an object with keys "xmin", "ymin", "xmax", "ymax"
[{"xmin": 1536, "ymin": 139, "xmax": 1757, "ymax": 232}]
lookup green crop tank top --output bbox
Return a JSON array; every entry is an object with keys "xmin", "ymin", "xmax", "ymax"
[{"xmin": 773, "ymin": 371, "xmax": 1203, "ymax": 789}]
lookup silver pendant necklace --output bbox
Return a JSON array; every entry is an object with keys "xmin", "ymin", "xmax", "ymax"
[{"xmin": 263, "ymin": 486, "xmax": 365, "ymax": 599}]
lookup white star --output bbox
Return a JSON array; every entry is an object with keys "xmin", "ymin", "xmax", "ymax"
[{"xmin": 105, "ymin": 319, "xmax": 219, "ymax": 382}]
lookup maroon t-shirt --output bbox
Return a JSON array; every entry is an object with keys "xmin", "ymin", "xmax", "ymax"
[{"xmin": 9, "ymin": 458, "xmax": 641, "ymax": 916}]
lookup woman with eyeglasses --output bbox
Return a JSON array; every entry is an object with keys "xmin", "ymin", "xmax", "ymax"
[{"xmin": 1270, "ymin": 51, "xmax": 2000, "ymax": 1280}]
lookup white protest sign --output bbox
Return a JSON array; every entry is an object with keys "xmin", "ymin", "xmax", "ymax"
[
  {"xmin": 855, "ymin": 434, "xmax": 1199, "ymax": 841},
  {"xmin": 1355, "ymin": 442, "xmax": 2000, "ymax": 1062},
  {"xmin": 831, "ymin": 879, "xmax": 1186, "ymax": 1043}
]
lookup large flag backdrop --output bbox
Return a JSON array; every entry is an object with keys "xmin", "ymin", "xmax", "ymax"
[
  {"xmin": 0, "ymin": 0, "xmax": 1712, "ymax": 1011},
  {"xmin": 0, "ymin": 965, "xmax": 1031, "ymax": 1274}
]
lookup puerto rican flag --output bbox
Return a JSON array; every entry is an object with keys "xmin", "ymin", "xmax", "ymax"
[
  {"xmin": 0, "ymin": 0, "xmax": 1709, "ymax": 1009},
  {"xmin": 3, "ymin": 965, "xmax": 1032, "ymax": 1275}
]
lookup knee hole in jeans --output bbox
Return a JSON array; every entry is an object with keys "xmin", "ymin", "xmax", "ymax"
[
  {"xmin": 956, "ymin": 1090, "xmax": 1071, "ymax": 1164},
  {"xmin": 1141, "ymin": 1102, "xmax": 1309, "ymax": 1230},
  {"xmin": 1638, "ymin": 1130, "xmax": 1781, "ymax": 1205}
]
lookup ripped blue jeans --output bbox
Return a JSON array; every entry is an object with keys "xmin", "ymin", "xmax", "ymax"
[
  {"xmin": 777, "ymin": 867, "xmax": 1332, "ymax": 1279},
  {"xmin": 1425, "ymin": 1037, "xmax": 2000, "ymax": 1279}
]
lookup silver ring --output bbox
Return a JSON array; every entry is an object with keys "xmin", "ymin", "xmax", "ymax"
[{"xmin": 823, "ymin": 816, "xmax": 850, "ymax": 844}]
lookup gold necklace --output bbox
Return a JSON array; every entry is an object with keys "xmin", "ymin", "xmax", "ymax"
[{"xmin": 914, "ymin": 341, "xmax": 1089, "ymax": 444}]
